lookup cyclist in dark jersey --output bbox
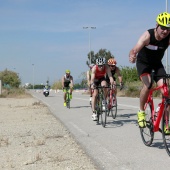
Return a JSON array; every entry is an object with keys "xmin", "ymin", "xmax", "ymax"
[
  {"xmin": 62, "ymin": 70, "xmax": 74, "ymax": 107},
  {"xmin": 129, "ymin": 12, "xmax": 170, "ymax": 129},
  {"xmin": 105, "ymin": 58, "xmax": 123, "ymax": 93}
]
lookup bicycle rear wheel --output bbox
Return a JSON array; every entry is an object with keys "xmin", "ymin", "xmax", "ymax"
[
  {"xmin": 110, "ymin": 93, "xmax": 117, "ymax": 119},
  {"xmin": 140, "ymin": 102, "xmax": 154, "ymax": 146},
  {"xmin": 162, "ymin": 104, "xmax": 170, "ymax": 156}
]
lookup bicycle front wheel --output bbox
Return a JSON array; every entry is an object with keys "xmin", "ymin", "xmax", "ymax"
[
  {"xmin": 110, "ymin": 93, "xmax": 117, "ymax": 119},
  {"xmin": 162, "ymin": 104, "xmax": 170, "ymax": 156},
  {"xmin": 100, "ymin": 92, "xmax": 107, "ymax": 127},
  {"xmin": 140, "ymin": 102, "xmax": 154, "ymax": 146}
]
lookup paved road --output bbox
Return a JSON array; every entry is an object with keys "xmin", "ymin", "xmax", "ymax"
[{"xmin": 30, "ymin": 90, "xmax": 170, "ymax": 170}]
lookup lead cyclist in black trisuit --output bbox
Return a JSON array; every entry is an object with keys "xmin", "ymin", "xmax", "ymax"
[{"xmin": 129, "ymin": 12, "xmax": 170, "ymax": 131}]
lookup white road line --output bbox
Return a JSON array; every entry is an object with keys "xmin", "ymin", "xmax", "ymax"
[{"xmin": 69, "ymin": 122, "xmax": 89, "ymax": 136}]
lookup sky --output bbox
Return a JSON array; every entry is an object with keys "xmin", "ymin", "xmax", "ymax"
[{"xmin": 0, "ymin": 0, "xmax": 169, "ymax": 85}]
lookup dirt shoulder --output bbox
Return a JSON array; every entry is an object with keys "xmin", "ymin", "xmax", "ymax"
[{"xmin": 0, "ymin": 96, "xmax": 97, "ymax": 170}]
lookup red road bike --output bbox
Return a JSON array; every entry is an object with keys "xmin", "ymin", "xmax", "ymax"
[
  {"xmin": 107, "ymin": 85, "xmax": 117, "ymax": 119},
  {"xmin": 140, "ymin": 72, "xmax": 170, "ymax": 156}
]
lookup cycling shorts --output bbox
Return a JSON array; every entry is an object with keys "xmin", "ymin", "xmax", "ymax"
[
  {"xmin": 106, "ymin": 76, "xmax": 116, "ymax": 84},
  {"xmin": 94, "ymin": 77, "xmax": 106, "ymax": 86},
  {"xmin": 136, "ymin": 61, "xmax": 166, "ymax": 83}
]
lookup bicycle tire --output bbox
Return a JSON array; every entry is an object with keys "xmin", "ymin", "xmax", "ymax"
[
  {"xmin": 140, "ymin": 102, "xmax": 154, "ymax": 146},
  {"xmin": 66, "ymin": 92, "xmax": 70, "ymax": 109},
  {"xmin": 110, "ymin": 93, "xmax": 117, "ymax": 119},
  {"xmin": 100, "ymin": 91, "xmax": 107, "ymax": 127},
  {"xmin": 162, "ymin": 104, "xmax": 170, "ymax": 156}
]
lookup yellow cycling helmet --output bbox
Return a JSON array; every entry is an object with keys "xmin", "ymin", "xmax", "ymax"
[
  {"xmin": 156, "ymin": 12, "xmax": 170, "ymax": 27},
  {"xmin": 65, "ymin": 69, "xmax": 71, "ymax": 73}
]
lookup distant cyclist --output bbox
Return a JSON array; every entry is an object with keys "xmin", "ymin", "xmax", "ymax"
[
  {"xmin": 87, "ymin": 63, "xmax": 95, "ymax": 103},
  {"xmin": 62, "ymin": 70, "xmax": 74, "ymax": 107},
  {"xmin": 106, "ymin": 58, "xmax": 123, "ymax": 94},
  {"xmin": 129, "ymin": 12, "xmax": 170, "ymax": 129},
  {"xmin": 90, "ymin": 57, "xmax": 114, "ymax": 121}
]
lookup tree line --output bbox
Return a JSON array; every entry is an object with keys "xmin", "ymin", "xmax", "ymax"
[{"xmin": 0, "ymin": 49, "xmax": 139, "ymax": 89}]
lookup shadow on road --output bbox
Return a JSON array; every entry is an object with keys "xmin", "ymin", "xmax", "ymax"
[
  {"xmin": 103, "ymin": 112, "xmax": 137, "ymax": 128},
  {"xmin": 70, "ymin": 106, "xmax": 91, "ymax": 109}
]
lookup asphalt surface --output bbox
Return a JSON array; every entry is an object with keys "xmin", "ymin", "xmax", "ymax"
[{"xmin": 30, "ymin": 90, "xmax": 170, "ymax": 170}]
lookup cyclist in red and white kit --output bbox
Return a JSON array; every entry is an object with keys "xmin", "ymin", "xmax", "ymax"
[{"xmin": 90, "ymin": 57, "xmax": 114, "ymax": 121}]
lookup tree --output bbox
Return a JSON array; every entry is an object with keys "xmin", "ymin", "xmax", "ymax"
[
  {"xmin": 0, "ymin": 69, "xmax": 21, "ymax": 88},
  {"xmin": 78, "ymin": 72, "xmax": 87, "ymax": 88},
  {"xmin": 86, "ymin": 48, "xmax": 115, "ymax": 66},
  {"xmin": 51, "ymin": 80, "xmax": 62, "ymax": 90},
  {"xmin": 119, "ymin": 66, "xmax": 139, "ymax": 83}
]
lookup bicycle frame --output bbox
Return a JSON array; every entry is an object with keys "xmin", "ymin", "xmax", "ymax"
[{"xmin": 144, "ymin": 79, "xmax": 169, "ymax": 132}]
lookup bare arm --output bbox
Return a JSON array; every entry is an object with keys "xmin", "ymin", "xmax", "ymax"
[
  {"xmin": 61, "ymin": 76, "xmax": 65, "ymax": 88},
  {"xmin": 90, "ymin": 66, "xmax": 96, "ymax": 85},
  {"xmin": 129, "ymin": 31, "xmax": 150, "ymax": 63},
  {"xmin": 86, "ymin": 71, "xmax": 90, "ymax": 86},
  {"xmin": 70, "ymin": 76, "xmax": 74, "ymax": 87},
  {"xmin": 106, "ymin": 65, "xmax": 114, "ymax": 85},
  {"xmin": 115, "ymin": 67, "xmax": 123, "ymax": 83}
]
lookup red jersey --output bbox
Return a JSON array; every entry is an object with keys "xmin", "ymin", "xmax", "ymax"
[{"xmin": 95, "ymin": 65, "xmax": 106, "ymax": 79}]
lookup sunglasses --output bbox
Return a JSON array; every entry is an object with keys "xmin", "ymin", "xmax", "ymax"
[
  {"xmin": 98, "ymin": 65, "xmax": 104, "ymax": 68},
  {"xmin": 159, "ymin": 25, "xmax": 170, "ymax": 31},
  {"xmin": 109, "ymin": 65, "xmax": 115, "ymax": 67}
]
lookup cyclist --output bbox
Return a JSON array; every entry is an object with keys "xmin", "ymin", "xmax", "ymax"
[
  {"xmin": 129, "ymin": 12, "xmax": 170, "ymax": 132},
  {"xmin": 87, "ymin": 63, "xmax": 95, "ymax": 103},
  {"xmin": 62, "ymin": 70, "xmax": 74, "ymax": 107},
  {"xmin": 106, "ymin": 58, "xmax": 123, "ymax": 94},
  {"xmin": 90, "ymin": 57, "xmax": 114, "ymax": 121}
]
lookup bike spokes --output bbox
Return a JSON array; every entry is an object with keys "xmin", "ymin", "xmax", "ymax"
[
  {"xmin": 162, "ymin": 105, "xmax": 170, "ymax": 156},
  {"xmin": 140, "ymin": 103, "xmax": 154, "ymax": 146}
]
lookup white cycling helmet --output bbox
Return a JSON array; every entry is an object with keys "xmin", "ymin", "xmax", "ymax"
[{"xmin": 96, "ymin": 57, "xmax": 106, "ymax": 65}]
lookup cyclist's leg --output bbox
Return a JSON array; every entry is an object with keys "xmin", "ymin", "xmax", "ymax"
[
  {"xmin": 155, "ymin": 65, "xmax": 166, "ymax": 94},
  {"xmin": 69, "ymin": 87, "xmax": 73, "ymax": 99},
  {"xmin": 91, "ymin": 88, "xmax": 98, "ymax": 120},
  {"xmin": 137, "ymin": 62, "xmax": 152, "ymax": 127},
  {"xmin": 100, "ymin": 78, "xmax": 107, "ymax": 99},
  {"xmin": 92, "ymin": 89, "xmax": 98, "ymax": 112},
  {"xmin": 63, "ymin": 88, "xmax": 67, "ymax": 106}
]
